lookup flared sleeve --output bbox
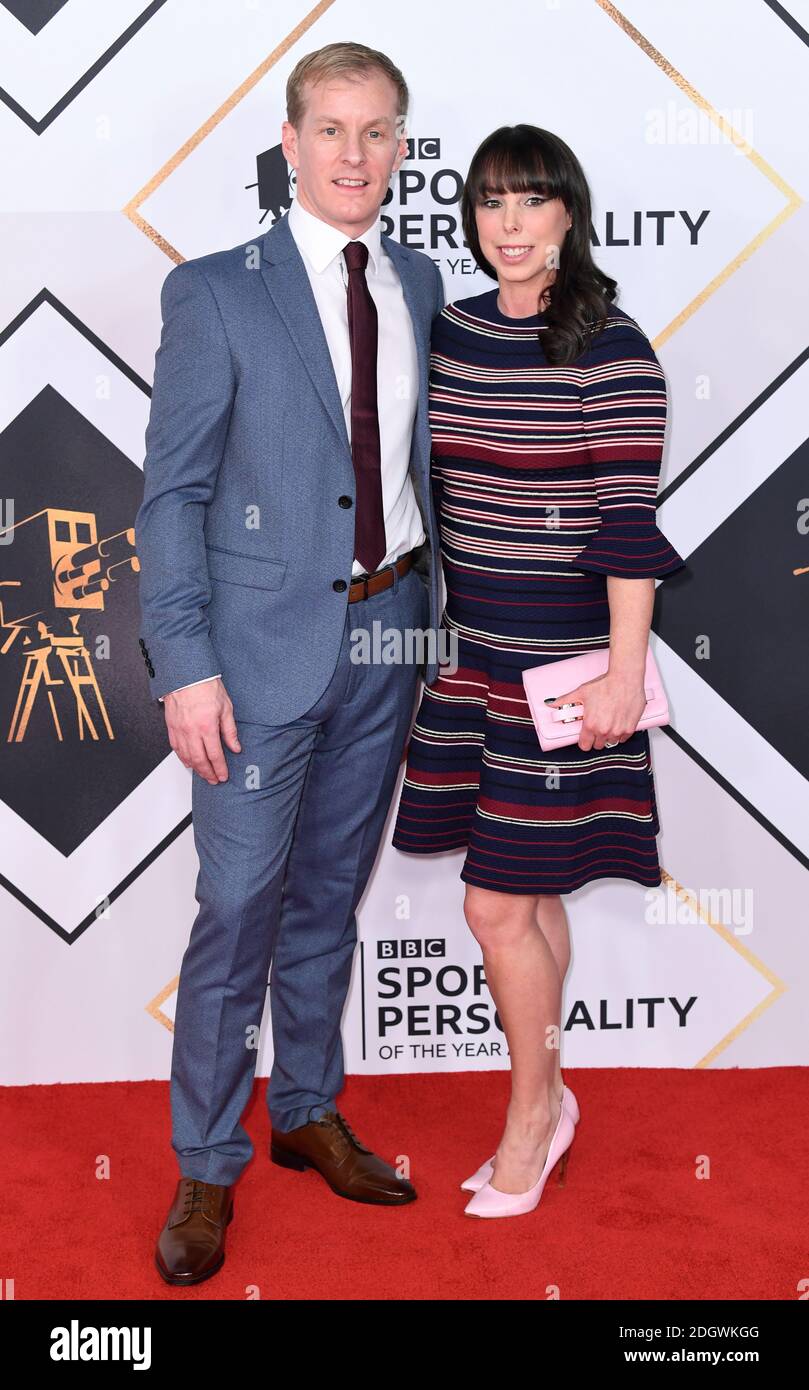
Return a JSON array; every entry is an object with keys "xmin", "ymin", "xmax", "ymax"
[{"xmin": 575, "ymin": 318, "xmax": 686, "ymax": 580}]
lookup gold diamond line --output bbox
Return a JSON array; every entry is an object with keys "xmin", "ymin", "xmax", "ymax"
[
  {"xmin": 123, "ymin": 0, "xmax": 336, "ymax": 263},
  {"xmin": 596, "ymin": 0, "xmax": 802, "ymax": 347},
  {"xmin": 659, "ymin": 870, "xmax": 786, "ymax": 1067}
]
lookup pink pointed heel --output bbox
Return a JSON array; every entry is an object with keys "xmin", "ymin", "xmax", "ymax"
[
  {"xmin": 463, "ymin": 1094, "xmax": 575, "ymax": 1219},
  {"xmin": 460, "ymin": 1084, "xmax": 579, "ymax": 1193}
]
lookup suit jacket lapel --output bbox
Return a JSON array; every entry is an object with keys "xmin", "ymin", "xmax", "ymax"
[
  {"xmin": 382, "ymin": 234, "xmax": 429, "ymax": 460},
  {"xmin": 259, "ymin": 215, "xmax": 350, "ymax": 454},
  {"xmin": 258, "ymin": 214, "xmax": 429, "ymax": 474},
  {"xmin": 383, "ymin": 233, "xmax": 433, "ymax": 483},
  {"xmin": 382, "ymin": 234, "xmax": 423, "ymax": 369}
]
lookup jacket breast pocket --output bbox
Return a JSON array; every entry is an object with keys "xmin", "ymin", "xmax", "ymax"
[{"xmin": 205, "ymin": 543, "xmax": 287, "ymax": 590}]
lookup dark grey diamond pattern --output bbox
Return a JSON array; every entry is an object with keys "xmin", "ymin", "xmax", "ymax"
[{"xmin": 1, "ymin": 0, "xmax": 70, "ymax": 36}]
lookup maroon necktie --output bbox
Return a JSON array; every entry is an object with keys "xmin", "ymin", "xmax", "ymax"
[{"xmin": 343, "ymin": 240, "xmax": 386, "ymax": 574}]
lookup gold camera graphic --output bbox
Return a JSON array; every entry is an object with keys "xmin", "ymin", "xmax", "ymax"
[{"xmin": 0, "ymin": 507, "xmax": 138, "ymax": 742}]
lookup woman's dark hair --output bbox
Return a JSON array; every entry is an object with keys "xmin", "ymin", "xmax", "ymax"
[{"xmin": 461, "ymin": 124, "xmax": 617, "ymax": 365}]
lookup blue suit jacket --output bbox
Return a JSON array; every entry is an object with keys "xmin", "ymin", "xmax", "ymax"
[{"xmin": 135, "ymin": 213, "xmax": 445, "ymax": 724}]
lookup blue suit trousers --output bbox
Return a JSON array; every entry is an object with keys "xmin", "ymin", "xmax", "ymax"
[{"xmin": 169, "ymin": 564, "xmax": 429, "ymax": 1185}]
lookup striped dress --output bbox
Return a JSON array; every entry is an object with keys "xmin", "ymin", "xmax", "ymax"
[{"xmin": 391, "ymin": 288, "xmax": 685, "ymax": 895}]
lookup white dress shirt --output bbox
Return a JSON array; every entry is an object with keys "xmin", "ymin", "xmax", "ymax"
[
  {"xmin": 287, "ymin": 194, "xmax": 424, "ymax": 578},
  {"xmin": 161, "ymin": 197, "xmax": 425, "ymax": 700}
]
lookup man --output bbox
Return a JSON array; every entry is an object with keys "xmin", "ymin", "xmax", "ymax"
[{"xmin": 135, "ymin": 41, "xmax": 445, "ymax": 1285}]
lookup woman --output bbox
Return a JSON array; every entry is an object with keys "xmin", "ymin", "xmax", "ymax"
[{"xmin": 391, "ymin": 125, "xmax": 686, "ymax": 1218}]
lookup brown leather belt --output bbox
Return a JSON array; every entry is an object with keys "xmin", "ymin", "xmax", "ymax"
[{"xmin": 348, "ymin": 550, "xmax": 414, "ymax": 602}]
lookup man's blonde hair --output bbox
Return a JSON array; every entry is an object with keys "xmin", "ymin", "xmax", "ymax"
[{"xmin": 286, "ymin": 40, "xmax": 409, "ymax": 130}]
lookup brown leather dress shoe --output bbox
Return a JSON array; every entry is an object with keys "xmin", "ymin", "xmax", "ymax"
[
  {"xmin": 155, "ymin": 1178, "xmax": 234, "ymax": 1286},
  {"xmin": 270, "ymin": 1110, "xmax": 416, "ymax": 1205}
]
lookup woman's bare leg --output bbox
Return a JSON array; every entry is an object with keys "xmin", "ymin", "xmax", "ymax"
[
  {"xmin": 464, "ymin": 885, "xmax": 568, "ymax": 1193},
  {"xmin": 534, "ymin": 894, "xmax": 571, "ymax": 1105}
]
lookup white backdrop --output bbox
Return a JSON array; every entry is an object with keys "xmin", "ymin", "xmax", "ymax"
[{"xmin": 1, "ymin": 0, "xmax": 808, "ymax": 1084}]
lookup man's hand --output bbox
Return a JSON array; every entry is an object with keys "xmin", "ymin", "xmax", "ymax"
[{"xmin": 163, "ymin": 677, "xmax": 241, "ymax": 783}]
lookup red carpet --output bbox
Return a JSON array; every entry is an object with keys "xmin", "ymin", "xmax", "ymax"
[{"xmin": 2, "ymin": 1069, "xmax": 805, "ymax": 1300}]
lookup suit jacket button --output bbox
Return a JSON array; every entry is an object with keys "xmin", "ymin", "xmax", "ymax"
[
  {"xmin": 332, "ymin": 579, "xmax": 347, "ymax": 592},
  {"xmin": 338, "ymin": 495, "xmax": 353, "ymax": 508}
]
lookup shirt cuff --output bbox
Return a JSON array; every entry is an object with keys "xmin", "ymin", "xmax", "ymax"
[{"xmin": 158, "ymin": 673, "xmax": 222, "ymax": 703}]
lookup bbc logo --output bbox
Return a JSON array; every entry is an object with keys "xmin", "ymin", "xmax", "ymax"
[
  {"xmin": 377, "ymin": 939, "xmax": 446, "ymax": 958},
  {"xmin": 405, "ymin": 137, "xmax": 441, "ymax": 160}
]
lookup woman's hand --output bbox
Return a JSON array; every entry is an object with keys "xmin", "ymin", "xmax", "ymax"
[{"xmin": 544, "ymin": 670, "xmax": 647, "ymax": 750}]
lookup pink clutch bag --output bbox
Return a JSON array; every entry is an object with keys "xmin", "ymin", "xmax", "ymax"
[{"xmin": 521, "ymin": 645, "xmax": 670, "ymax": 751}]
